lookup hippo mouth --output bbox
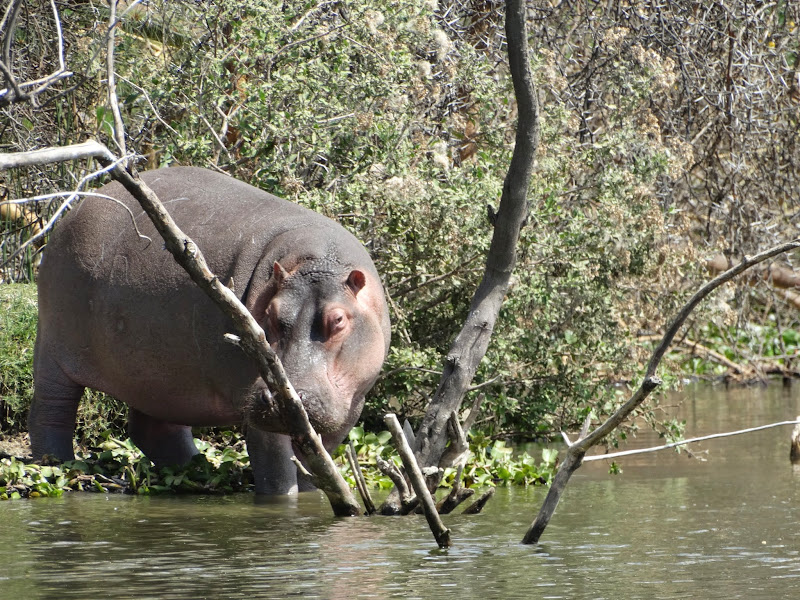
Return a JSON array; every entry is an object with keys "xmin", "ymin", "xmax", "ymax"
[
  {"xmin": 251, "ymin": 384, "xmax": 341, "ymax": 436},
  {"xmin": 295, "ymin": 389, "xmax": 341, "ymax": 435}
]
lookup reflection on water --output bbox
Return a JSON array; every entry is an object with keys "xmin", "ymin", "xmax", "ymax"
[{"xmin": 1, "ymin": 384, "xmax": 799, "ymax": 599}]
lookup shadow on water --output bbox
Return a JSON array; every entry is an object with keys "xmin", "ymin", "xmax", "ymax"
[{"xmin": 1, "ymin": 383, "xmax": 799, "ymax": 599}]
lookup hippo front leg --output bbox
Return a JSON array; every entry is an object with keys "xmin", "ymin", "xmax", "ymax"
[
  {"xmin": 128, "ymin": 408, "xmax": 199, "ymax": 467},
  {"xmin": 246, "ymin": 428, "xmax": 302, "ymax": 495}
]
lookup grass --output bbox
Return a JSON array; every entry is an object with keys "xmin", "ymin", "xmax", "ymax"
[{"xmin": 0, "ymin": 284, "xmax": 37, "ymax": 432}]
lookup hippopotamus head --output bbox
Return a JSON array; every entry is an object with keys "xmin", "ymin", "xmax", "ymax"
[{"xmin": 245, "ymin": 250, "xmax": 390, "ymax": 440}]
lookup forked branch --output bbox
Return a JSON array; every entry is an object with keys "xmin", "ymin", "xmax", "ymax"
[{"xmin": 522, "ymin": 239, "xmax": 800, "ymax": 544}]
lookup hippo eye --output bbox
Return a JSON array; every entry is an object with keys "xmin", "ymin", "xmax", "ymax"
[{"xmin": 325, "ymin": 308, "xmax": 348, "ymax": 339}]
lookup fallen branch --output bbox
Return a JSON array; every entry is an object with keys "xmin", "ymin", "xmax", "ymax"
[
  {"xmin": 375, "ymin": 456, "xmax": 416, "ymax": 514},
  {"xmin": 669, "ymin": 336, "xmax": 749, "ymax": 374},
  {"xmin": 522, "ymin": 238, "xmax": 800, "ymax": 544},
  {"xmin": 462, "ymin": 487, "xmax": 495, "ymax": 515},
  {"xmin": 436, "ymin": 464, "xmax": 475, "ymax": 515},
  {"xmin": 384, "ymin": 413, "xmax": 451, "ymax": 548},
  {"xmin": 583, "ymin": 419, "xmax": 800, "ymax": 462}
]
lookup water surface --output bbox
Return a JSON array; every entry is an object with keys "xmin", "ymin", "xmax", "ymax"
[{"xmin": 1, "ymin": 384, "xmax": 799, "ymax": 599}]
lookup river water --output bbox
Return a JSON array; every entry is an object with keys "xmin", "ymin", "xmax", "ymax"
[{"xmin": 1, "ymin": 384, "xmax": 799, "ymax": 599}]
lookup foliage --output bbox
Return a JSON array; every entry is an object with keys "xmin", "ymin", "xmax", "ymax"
[
  {"xmin": 1, "ymin": 427, "xmax": 555, "ymax": 500},
  {"xmin": 0, "ymin": 284, "xmax": 36, "ymax": 430},
  {"xmin": 341, "ymin": 425, "xmax": 557, "ymax": 491},
  {"xmin": 451, "ymin": 438, "xmax": 558, "ymax": 488},
  {"xmin": 2, "ymin": 0, "xmax": 800, "ymax": 446},
  {"xmin": 0, "ymin": 433, "xmax": 252, "ymax": 499}
]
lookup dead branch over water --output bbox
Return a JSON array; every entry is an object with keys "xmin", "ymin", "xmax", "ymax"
[{"xmin": 523, "ymin": 239, "xmax": 800, "ymax": 544}]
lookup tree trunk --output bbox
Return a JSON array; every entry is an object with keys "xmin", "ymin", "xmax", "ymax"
[{"xmin": 379, "ymin": 0, "xmax": 540, "ymax": 514}]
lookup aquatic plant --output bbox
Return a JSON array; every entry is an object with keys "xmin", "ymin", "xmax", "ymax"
[{"xmin": 0, "ymin": 429, "xmax": 556, "ymax": 500}]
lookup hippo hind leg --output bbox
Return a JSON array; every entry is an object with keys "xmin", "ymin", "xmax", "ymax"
[
  {"xmin": 128, "ymin": 408, "xmax": 198, "ymax": 467},
  {"xmin": 29, "ymin": 355, "xmax": 84, "ymax": 462}
]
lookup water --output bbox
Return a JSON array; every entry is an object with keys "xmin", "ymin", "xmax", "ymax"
[{"xmin": 1, "ymin": 384, "xmax": 799, "ymax": 599}]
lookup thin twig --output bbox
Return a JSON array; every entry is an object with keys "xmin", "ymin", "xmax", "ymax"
[
  {"xmin": 584, "ymin": 419, "xmax": 800, "ymax": 462},
  {"xmin": 346, "ymin": 441, "xmax": 376, "ymax": 515},
  {"xmin": 106, "ymin": 0, "xmax": 127, "ymax": 158}
]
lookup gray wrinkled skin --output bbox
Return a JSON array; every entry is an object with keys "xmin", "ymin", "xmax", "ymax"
[{"xmin": 30, "ymin": 167, "xmax": 390, "ymax": 494}]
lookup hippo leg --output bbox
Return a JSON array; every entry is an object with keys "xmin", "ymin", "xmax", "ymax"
[
  {"xmin": 29, "ymin": 357, "xmax": 83, "ymax": 462},
  {"xmin": 291, "ymin": 431, "xmax": 348, "ymax": 492},
  {"xmin": 246, "ymin": 428, "xmax": 300, "ymax": 495},
  {"xmin": 128, "ymin": 408, "xmax": 198, "ymax": 467}
]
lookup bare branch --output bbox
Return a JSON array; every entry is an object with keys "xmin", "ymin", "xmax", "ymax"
[
  {"xmin": 523, "ymin": 238, "xmax": 800, "ymax": 544},
  {"xmin": 0, "ymin": 140, "xmax": 116, "ymax": 170},
  {"xmin": 583, "ymin": 419, "xmax": 800, "ymax": 463},
  {"xmin": 0, "ymin": 0, "xmax": 71, "ymax": 106},
  {"xmin": 384, "ymin": 413, "xmax": 451, "ymax": 548}
]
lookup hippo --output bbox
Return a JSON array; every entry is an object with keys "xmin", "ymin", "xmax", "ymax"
[{"xmin": 30, "ymin": 166, "xmax": 390, "ymax": 494}]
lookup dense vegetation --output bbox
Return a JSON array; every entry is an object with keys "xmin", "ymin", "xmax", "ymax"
[{"xmin": 2, "ymin": 0, "xmax": 800, "ymax": 456}]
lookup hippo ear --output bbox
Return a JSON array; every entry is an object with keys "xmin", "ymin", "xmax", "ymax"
[
  {"xmin": 272, "ymin": 261, "xmax": 289, "ymax": 285},
  {"xmin": 346, "ymin": 270, "xmax": 367, "ymax": 295}
]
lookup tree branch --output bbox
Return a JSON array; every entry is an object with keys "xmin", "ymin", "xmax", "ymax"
[
  {"xmin": 385, "ymin": 413, "xmax": 451, "ymax": 548},
  {"xmin": 379, "ymin": 0, "xmax": 539, "ymax": 515},
  {"xmin": 522, "ymin": 238, "xmax": 800, "ymax": 544}
]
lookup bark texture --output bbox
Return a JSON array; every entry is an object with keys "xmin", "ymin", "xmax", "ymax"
[{"xmin": 380, "ymin": 0, "xmax": 540, "ymax": 515}]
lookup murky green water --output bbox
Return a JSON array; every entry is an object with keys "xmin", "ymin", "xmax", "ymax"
[{"xmin": 2, "ymin": 384, "xmax": 799, "ymax": 599}]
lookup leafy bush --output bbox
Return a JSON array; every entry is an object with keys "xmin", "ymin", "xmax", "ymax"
[
  {"xmin": 1, "ymin": 428, "xmax": 555, "ymax": 500},
  {"xmin": 5, "ymin": 0, "xmax": 798, "ymax": 445}
]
